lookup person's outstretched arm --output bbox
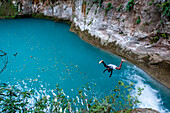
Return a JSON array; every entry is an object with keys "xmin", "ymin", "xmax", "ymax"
[{"xmin": 109, "ymin": 70, "xmax": 113, "ymax": 77}]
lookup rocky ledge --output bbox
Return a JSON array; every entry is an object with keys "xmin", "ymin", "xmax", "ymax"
[{"xmin": 130, "ymin": 108, "xmax": 160, "ymax": 113}]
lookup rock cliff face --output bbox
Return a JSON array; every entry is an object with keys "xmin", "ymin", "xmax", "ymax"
[{"xmin": 18, "ymin": 0, "xmax": 170, "ymax": 88}]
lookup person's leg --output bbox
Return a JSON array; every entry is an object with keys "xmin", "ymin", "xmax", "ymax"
[
  {"xmin": 116, "ymin": 59, "xmax": 125, "ymax": 70},
  {"xmin": 99, "ymin": 60, "xmax": 109, "ymax": 68},
  {"xmin": 103, "ymin": 69, "xmax": 108, "ymax": 73},
  {"xmin": 109, "ymin": 70, "xmax": 113, "ymax": 77}
]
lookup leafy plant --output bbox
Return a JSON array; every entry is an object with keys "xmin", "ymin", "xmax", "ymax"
[
  {"xmin": 16, "ymin": 1, "xmax": 22, "ymax": 12},
  {"xmin": 93, "ymin": 0, "xmax": 98, "ymax": 4},
  {"xmin": 161, "ymin": 33, "xmax": 167, "ymax": 38},
  {"xmin": 150, "ymin": 32, "xmax": 168, "ymax": 44},
  {"xmin": 135, "ymin": 16, "xmax": 141, "ymax": 24},
  {"xmin": 107, "ymin": 2, "xmax": 112, "ymax": 8},
  {"xmin": 122, "ymin": 19, "xmax": 125, "ymax": 22},
  {"xmin": 0, "ymin": 81, "xmax": 143, "ymax": 112},
  {"xmin": 87, "ymin": 19, "xmax": 93, "ymax": 26},
  {"xmin": 95, "ymin": 9, "xmax": 97, "ymax": 15},
  {"xmin": 126, "ymin": 0, "xmax": 135, "ymax": 11},
  {"xmin": 117, "ymin": 5, "xmax": 123, "ymax": 11},
  {"xmin": 0, "ymin": 83, "xmax": 34, "ymax": 112},
  {"xmin": 99, "ymin": 0, "xmax": 103, "ymax": 7},
  {"xmin": 88, "ymin": 81, "xmax": 143, "ymax": 112},
  {"xmin": 83, "ymin": 1, "xmax": 86, "ymax": 5},
  {"xmin": 156, "ymin": 1, "xmax": 170, "ymax": 20},
  {"xmin": 105, "ymin": 2, "xmax": 113, "ymax": 16},
  {"xmin": 148, "ymin": 0, "xmax": 154, "ymax": 6},
  {"xmin": 151, "ymin": 36, "xmax": 159, "ymax": 43}
]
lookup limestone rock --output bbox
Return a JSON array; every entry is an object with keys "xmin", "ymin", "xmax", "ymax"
[
  {"xmin": 149, "ymin": 54, "xmax": 163, "ymax": 65},
  {"xmin": 22, "ymin": 0, "xmax": 32, "ymax": 14},
  {"xmin": 131, "ymin": 108, "xmax": 160, "ymax": 113}
]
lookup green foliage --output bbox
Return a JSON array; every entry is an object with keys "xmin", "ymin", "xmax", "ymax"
[
  {"xmin": 122, "ymin": 19, "xmax": 125, "ymax": 22},
  {"xmin": 150, "ymin": 33, "xmax": 168, "ymax": 44},
  {"xmin": 119, "ymin": 31, "xmax": 124, "ymax": 34},
  {"xmin": 93, "ymin": 0, "xmax": 98, "ymax": 4},
  {"xmin": 161, "ymin": 33, "xmax": 167, "ymax": 38},
  {"xmin": 83, "ymin": 1, "xmax": 86, "ymax": 5},
  {"xmin": 0, "ymin": 2, "xmax": 17, "ymax": 18},
  {"xmin": 86, "ymin": 0, "xmax": 102, "ymax": 15},
  {"xmin": 152, "ymin": 36, "xmax": 160, "ymax": 43},
  {"xmin": 0, "ymin": 82, "xmax": 143, "ymax": 112},
  {"xmin": 160, "ymin": 20, "xmax": 163, "ymax": 24},
  {"xmin": 87, "ymin": 19, "xmax": 93, "ymax": 26},
  {"xmin": 105, "ymin": 2, "xmax": 113, "ymax": 16},
  {"xmin": 126, "ymin": 0, "xmax": 135, "ymax": 11},
  {"xmin": 86, "ymin": 8, "xmax": 90, "ymax": 15},
  {"xmin": 0, "ymin": 0, "xmax": 11, "ymax": 2},
  {"xmin": 16, "ymin": 1, "xmax": 22, "ymax": 12},
  {"xmin": 156, "ymin": 1, "xmax": 170, "ymax": 20},
  {"xmin": 117, "ymin": 5, "xmax": 123, "ymax": 11},
  {"xmin": 135, "ymin": 16, "xmax": 141, "ymax": 24},
  {"xmin": 148, "ymin": 0, "xmax": 154, "ymax": 6},
  {"xmin": 99, "ymin": 0, "xmax": 103, "ymax": 7},
  {"xmin": 148, "ymin": 2, "xmax": 152, "ymax": 6},
  {"xmin": 0, "ymin": 83, "xmax": 34, "ymax": 112},
  {"xmin": 56, "ymin": 2, "xmax": 60, "ymax": 5},
  {"xmin": 95, "ymin": 9, "xmax": 97, "ymax": 15},
  {"xmin": 107, "ymin": 2, "xmax": 112, "ymax": 8},
  {"xmin": 88, "ymin": 81, "xmax": 142, "ymax": 112}
]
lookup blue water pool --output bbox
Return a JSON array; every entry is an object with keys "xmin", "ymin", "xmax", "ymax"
[{"xmin": 0, "ymin": 18, "xmax": 169, "ymax": 112}]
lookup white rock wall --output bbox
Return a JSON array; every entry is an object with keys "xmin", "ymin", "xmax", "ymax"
[
  {"xmin": 73, "ymin": 0, "xmax": 169, "ymax": 62},
  {"xmin": 73, "ymin": 0, "xmax": 143, "ymax": 53},
  {"xmin": 31, "ymin": 1, "xmax": 72, "ymax": 21}
]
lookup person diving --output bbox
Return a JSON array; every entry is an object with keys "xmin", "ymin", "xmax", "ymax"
[{"xmin": 99, "ymin": 59, "xmax": 126, "ymax": 77}]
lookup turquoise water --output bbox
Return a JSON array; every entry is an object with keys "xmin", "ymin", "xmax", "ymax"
[{"xmin": 0, "ymin": 18, "xmax": 169, "ymax": 112}]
